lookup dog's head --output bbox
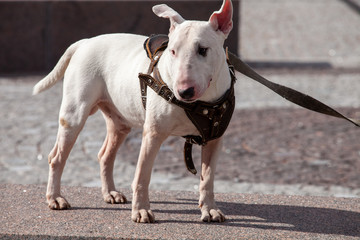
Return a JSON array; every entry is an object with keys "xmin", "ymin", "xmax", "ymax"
[{"xmin": 153, "ymin": 0, "xmax": 233, "ymax": 102}]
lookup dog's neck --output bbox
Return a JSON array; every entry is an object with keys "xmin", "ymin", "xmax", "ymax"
[{"xmin": 157, "ymin": 49, "xmax": 232, "ymax": 103}]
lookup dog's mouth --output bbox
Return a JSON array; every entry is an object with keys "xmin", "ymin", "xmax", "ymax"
[
  {"xmin": 175, "ymin": 93, "xmax": 198, "ymax": 103},
  {"xmin": 181, "ymin": 98, "xmax": 196, "ymax": 103}
]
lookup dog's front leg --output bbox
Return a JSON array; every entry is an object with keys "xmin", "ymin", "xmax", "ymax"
[
  {"xmin": 131, "ymin": 129, "xmax": 167, "ymax": 223},
  {"xmin": 199, "ymin": 137, "xmax": 226, "ymax": 222}
]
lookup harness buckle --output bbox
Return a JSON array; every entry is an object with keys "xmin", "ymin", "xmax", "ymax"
[
  {"xmin": 154, "ymin": 85, "xmax": 175, "ymax": 103},
  {"xmin": 167, "ymin": 93, "xmax": 175, "ymax": 102},
  {"xmin": 155, "ymin": 85, "xmax": 165, "ymax": 95},
  {"xmin": 185, "ymin": 136, "xmax": 205, "ymax": 146},
  {"xmin": 229, "ymin": 66, "xmax": 237, "ymax": 82}
]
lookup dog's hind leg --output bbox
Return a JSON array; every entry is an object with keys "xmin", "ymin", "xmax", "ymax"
[
  {"xmin": 46, "ymin": 102, "xmax": 93, "ymax": 210},
  {"xmin": 46, "ymin": 74, "xmax": 103, "ymax": 210},
  {"xmin": 97, "ymin": 104, "xmax": 130, "ymax": 204}
]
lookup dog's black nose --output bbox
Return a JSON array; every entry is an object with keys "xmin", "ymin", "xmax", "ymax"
[{"xmin": 178, "ymin": 87, "xmax": 195, "ymax": 100}]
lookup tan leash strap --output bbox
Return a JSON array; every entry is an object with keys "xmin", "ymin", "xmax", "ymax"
[{"xmin": 227, "ymin": 51, "xmax": 360, "ymax": 127}]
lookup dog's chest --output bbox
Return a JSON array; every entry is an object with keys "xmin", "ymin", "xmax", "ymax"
[{"xmin": 145, "ymin": 93, "xmax": 200, "ymax": 136}]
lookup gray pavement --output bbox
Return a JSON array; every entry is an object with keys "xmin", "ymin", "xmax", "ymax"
[
  {"xmin": 1, "ymin": 184, "xmax": 359, "ymax": 239},
  {"xmin": 1, "ymin": 0, "xmax": 360, "ymax": 199}
]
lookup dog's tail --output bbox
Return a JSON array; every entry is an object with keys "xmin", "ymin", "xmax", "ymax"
[{"xmin": 32, "ymin": 39, "xmax": 87, "ymax": 95}]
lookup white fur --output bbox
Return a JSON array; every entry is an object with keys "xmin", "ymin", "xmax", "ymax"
[{"xmin": 33, "ymin": 0, "xmax": 233, "ymax": 223}]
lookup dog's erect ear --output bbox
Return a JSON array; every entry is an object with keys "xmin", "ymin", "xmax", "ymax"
[
  {"xmin": 209, "ymin": 0, "xmax": 233, "ymax": 38},
  {"xmin": 153, "ymin": 4, "xmax": 185, "ymax": 33}
]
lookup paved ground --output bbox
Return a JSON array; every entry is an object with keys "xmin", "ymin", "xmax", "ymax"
[{"xmin": 1, "ymin": 184, "xmax": 359, "ymax": 239}]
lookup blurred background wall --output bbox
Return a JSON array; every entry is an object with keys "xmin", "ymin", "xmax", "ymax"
[{"xmin": 0, "ymin": 0, "xmax": 239, "ymax": 74}]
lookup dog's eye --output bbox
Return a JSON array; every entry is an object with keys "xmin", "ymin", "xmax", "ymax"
[
  {"xmin": 198, "ymin": 47, "xmax": 208, "ymax": 57},
  {"xmin": 171, "ymin": 49, "xmax": 176, "ymax": 56}
]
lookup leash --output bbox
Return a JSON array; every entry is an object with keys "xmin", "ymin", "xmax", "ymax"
[{"xmin": 227, "ymin": 51, "xmax": 360, "ymax": 128}]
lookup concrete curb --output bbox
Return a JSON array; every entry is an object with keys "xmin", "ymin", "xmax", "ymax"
[{"xmin": 1, "ymin": 184, "xmax": 359, "ymax": 239}]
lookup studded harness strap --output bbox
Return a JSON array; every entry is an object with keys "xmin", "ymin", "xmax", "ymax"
[{"xmin": 138, "ymin": 35, "xmax": 236, "ymax": 175}]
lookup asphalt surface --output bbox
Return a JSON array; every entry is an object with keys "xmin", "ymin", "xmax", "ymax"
[{"xmin": 1, "ymin": 184, "xmax": 359, "ymax": 239}]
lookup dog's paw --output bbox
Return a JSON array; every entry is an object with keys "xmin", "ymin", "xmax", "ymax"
[
  {"xmin": 199, "ymin": 201, "xmax": 225, "ymax": 223},
  {"xmin": 48, "ymin": 196, "xmax": 71, "ymax": 210},
  {"xmin": 103, "ymin": 191, "xmax": 127, "ymax": 204},
  {"xmin": 200, "ymin": 208, "xmax": 225, "ymax": 222},
  {"xmin": 132, "ymin": 209, "xmax": 155, "ymax": 223}
]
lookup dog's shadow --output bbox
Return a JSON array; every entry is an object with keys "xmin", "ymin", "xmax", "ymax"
[
  {"xmin": 154, "ymin": 198, "xmax": 360, "ymax": 237},
  {"xmin": 69, "ymin": 197, "xmax": 359, "ymax": 237}
]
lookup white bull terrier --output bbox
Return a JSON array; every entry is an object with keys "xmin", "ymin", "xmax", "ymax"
[{"xmin": 33, "ymin": 0, "xmax": 234, "ymax": 223}]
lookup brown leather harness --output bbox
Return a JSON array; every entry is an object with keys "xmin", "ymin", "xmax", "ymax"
[
  {"xmin": 138, "ymin": 34, "xmax": 360, "ymax": 175},
  {"xmin": 138, "ymin": 35, "xmax": 236, "ymax": 174}
]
